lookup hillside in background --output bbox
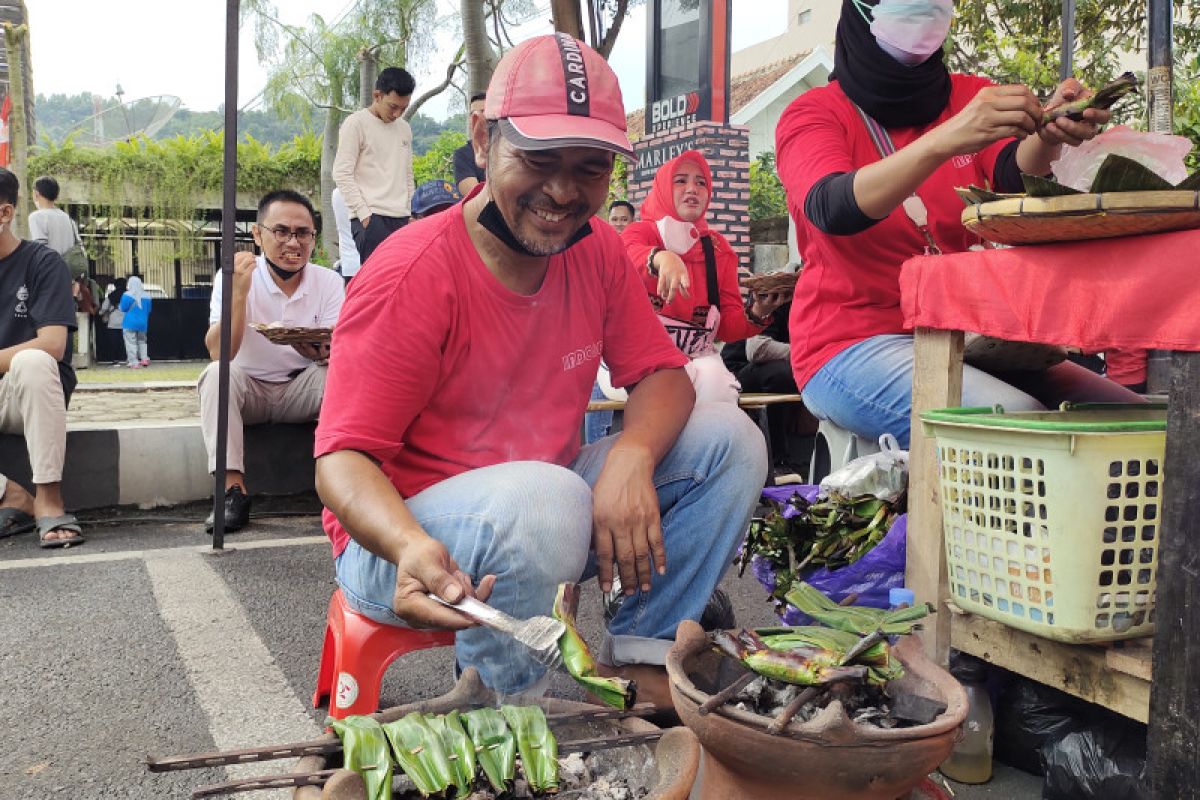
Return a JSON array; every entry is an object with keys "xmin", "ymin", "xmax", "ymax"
[{"xmin": 33, "ymin": 92, "xmax": 463, "ymax": 155}]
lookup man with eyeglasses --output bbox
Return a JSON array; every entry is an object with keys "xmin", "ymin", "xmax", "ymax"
[
  {"xmin": 333, "ymin": 67, "xmax": 417, "ymax": 264},
  {"xmin": 197, "ymin": 190, "xmax": 345, "ymax": 533}
]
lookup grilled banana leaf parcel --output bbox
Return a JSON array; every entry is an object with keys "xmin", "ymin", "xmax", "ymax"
[
  {"xmin": 326, "ymin": 715, "xmax": 393, "ymax": 800},
  {"xmin": 553, "ymin": 582, "xmax": 637, "ymax": 709},
  {"xmin": 500, "ymin": 705, "xmax": 560, "ymax": 793},
  {"xmin": 382, "ymin": 712, "xmax": 454, "ymax": 797},
  {"xmin": 462, "ymin": 707, "xmax": 516, "ymax": 793}
]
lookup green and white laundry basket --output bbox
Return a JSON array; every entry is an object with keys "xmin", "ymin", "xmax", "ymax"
[{"xmin": 922, "ymin": 404, "xmax": 1166, "ymax": 644}]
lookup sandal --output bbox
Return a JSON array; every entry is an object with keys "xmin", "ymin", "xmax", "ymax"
[
  {"xmin": 37, "ymin": 514, "xmax": 86, "ymax": 549},
  {"xmin": 0, "ymin": 507, "xmax": 36, "ymax": 540}
]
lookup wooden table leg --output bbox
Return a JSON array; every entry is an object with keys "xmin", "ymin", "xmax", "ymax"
[
  {"xmin": 906, "ymin": 328, "xmax": 964, "ymax": 665},
  {"xmin": 1147, "ymin": 351, "xmax": 1200, "ymax": 797}
]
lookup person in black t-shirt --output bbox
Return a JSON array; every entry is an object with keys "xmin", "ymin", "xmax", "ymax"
[
  {"xmin": 452, "ymin": 92, "xmax": 488, "ymax": 197},
  {"xmin": 0, "ymin": 168, "xmax": 84, "ymax": 548}
]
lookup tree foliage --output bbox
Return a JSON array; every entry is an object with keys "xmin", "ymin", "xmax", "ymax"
[
  {"xmin": 413, "ymin": 130, "xmax": 467, "ymax": 185},
  {"xmin": 29, "ymin": 132, "xmax": 321, "ymax": 259},
  {"xmin": 749, "ymin": 151, "xmax": 787, "ymax": 222},
  {"xmin": 947, "ymin": 0, "xmax": 1200, "ymax": 155}
]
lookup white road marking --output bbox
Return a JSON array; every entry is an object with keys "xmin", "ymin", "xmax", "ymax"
[
  {"xmin": 0, "ymin": 535, "xmax": 328, "ymax": 571},
  {"xmin": 145, "ymin": 552, "xmax": 324, "ymax": 796}
]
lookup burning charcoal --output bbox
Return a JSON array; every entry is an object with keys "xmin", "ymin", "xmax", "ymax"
[{"xmin": 889, "ymin": 692, "xmax": 948, "ymax": 726}]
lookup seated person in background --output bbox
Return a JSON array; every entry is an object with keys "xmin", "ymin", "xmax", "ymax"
[
  {"xmin": 0, "ymin": 167, "xmax": 84, "ymax": 548},
  {"xmin": 721, "ymin": 298, "xmax": 819, "ymax": 474},
  {"xmin": 410, "ymin": 179, "xmax": 463, "ymax": 220},
  {"xmin": 313, "ymin": 34, "xmax": 766, "ymax": 705},
  {"xmin": 198, "ymin": 190, "xmax": 345, "ymax": 533},
  {"xmin": 452, "ymin": 93, "xmax": 488, "ymax": 197},
  {"xmin": 1105, "ymin": 348, "xmax": 1148, "ymax": 394},
  {"xmin": 606, "ymin": 200, "xmax": 634, "ymax": 233},
  {"xmin": 622, "ymin": 150, "xmax": 787, "ymax": 404},
  {"xmin": 776, "ymin": 0, "xmax": 1139, "ymax": 448}
]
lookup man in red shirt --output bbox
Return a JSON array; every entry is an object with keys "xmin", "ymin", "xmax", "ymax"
[{"xmin": 314, "ymin": 34, "xmax": 767, "ymax": 703}]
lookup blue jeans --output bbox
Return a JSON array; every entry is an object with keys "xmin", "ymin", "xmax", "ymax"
[
  {"xmin": 802, "ymin": 334, "xmax": 1141, "ymax": 449},
  {"xmin": 334, "ymin": 402, "xmax": 767, "ymax": 693},
  {"xmin": 583, "ymin": 381, "xmax": 613, "ymax": 444}
]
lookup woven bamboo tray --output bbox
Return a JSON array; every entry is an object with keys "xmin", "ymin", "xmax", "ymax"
[
  {"xmin": 249, "ymin": 323, "xmax": 332, "ymax": 346},
  {"xmin": 962, "ymin": 190, "xmax": 1200, "ymax": 245},
  {"xmin": 740, "ymin": 270, "xmax": 799, "ymax": 293}
]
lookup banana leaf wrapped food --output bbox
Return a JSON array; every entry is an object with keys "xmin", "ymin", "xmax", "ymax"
[
  {"xmin": 462, "ymin": 707, "xmax": 516, "ymax": 793},
  {"xmin": 424, "ymin": 710, "xmax": 476, "ymax": 797},
  {"xmin": 1043, "ymin": 71, "xmax": 1138, "ymax": 124},
  {"xmin": 381, "ymin": 713, "xmax": 454, "ymax": 797},
  {"xmin": 711, "ymin": 628, "xmax": 868, "ymax": 686},
  {"xmin": 784, "ymin": 581, "xmax": 932, "ymax": 637},
  {"xmin": 553, "ymin": 582, "xmax": 637, "ymax": 709},
  {"xmin": 325, "ymin": 715, "xmax": 393, "ymax": 800},
  {"xmin": 501, "ymin": 705, "xmax": 560, "ymax": 794},
  {"xmin": 755, "ymin": 625, "xmax": 904, "ymax": 685}
]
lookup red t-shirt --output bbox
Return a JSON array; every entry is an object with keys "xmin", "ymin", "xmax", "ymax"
[
  {"xmin": 622, "ymin": 221, "xmax": 762, "ymax": 344},
  {"xmin": 315, "ymin": 204, "xmax": 688, "ymax": 557},
  {"xmin": 776, "ymin": 75, "xmax": 1012, "ymax": 389}
]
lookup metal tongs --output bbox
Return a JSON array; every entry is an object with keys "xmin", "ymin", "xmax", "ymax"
[{"xmin": 431, "ymin": 594, "xmax": 564, "ymax": 669}]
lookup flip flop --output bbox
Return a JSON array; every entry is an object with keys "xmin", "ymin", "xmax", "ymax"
[
  {"xmin": 0, "ymin": 507, "xmax": 36, "ymax": 540},
  {"xmin": 37, "ymin": 514, "xmax": 86, "ymax": 549}
]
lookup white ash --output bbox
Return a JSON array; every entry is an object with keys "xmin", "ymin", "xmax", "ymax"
[{"xmin": 730, "ymin": 677, "xmax": 903, "ymax": 728}]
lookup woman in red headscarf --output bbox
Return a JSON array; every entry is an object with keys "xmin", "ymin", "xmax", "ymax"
[{"xmin": 621, "ymin": 150, "xmax": 787, "ymax": 403}]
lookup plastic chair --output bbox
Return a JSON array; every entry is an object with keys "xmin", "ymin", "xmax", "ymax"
[
  {"xmin": 807, "ymin": 419, "xmax": 882, "ymax": 485},
  {"xmin": 313, "ymin": 588, "xmax": 455, "ymax": 719}
]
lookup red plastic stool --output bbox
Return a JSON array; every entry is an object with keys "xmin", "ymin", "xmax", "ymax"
[{"xmin": 313, "ymin": 588, "xmax": 455, "ymax": 719}]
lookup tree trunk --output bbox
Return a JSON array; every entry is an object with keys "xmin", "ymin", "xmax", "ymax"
[
  {"xmin": 462, "ymin": 0, "xmax": 497, "ymax": 98},
  {"xmin": 358, "ymin": 48, "xmax": 378, "ymax": 108},
  {"xmin": 3, "ymin": 21, "xmax": 32, "ymax": 231},
  {"xmin": 550, "ymin": 0, "xmax": 585, "ymax": 40},
  {"xmin": 320, "ymin": 106, "xmax": 343, "ymax": 265}
]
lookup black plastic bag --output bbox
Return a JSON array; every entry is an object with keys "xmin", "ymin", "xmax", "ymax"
[
  {"xmin": 994, "ymin": 679, "xmax": 1098, "ymax": 775},
  {"xmin": 1040, "ymin": 724, "xmax": 1148, "ymax": 800}
]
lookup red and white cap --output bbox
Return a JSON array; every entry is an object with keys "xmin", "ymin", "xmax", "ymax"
[{"xmin": 485, "ymin": 33, "xmax": 634, "ymax": 160}]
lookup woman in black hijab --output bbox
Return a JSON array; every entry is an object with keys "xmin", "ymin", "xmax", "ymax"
[{"xmin": 775, "ymin": 0, "xmax": 1138, "ymax": 449}]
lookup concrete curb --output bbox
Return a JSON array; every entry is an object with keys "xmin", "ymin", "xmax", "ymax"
[{"xmin": 1, "ymin": 421, "xmax": 316, "ymax": 510}]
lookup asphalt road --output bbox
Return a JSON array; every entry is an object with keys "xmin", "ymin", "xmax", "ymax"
[{"xmin": 0, "ymin": 499, "xmax": 1041, "ymax": 799}]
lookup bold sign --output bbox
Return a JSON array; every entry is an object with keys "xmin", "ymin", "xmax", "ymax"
[
  {"xmin": 648, "ymin": 91, "xmax": 702, "ymax": 134},
  {"xmin": 644, "ymin": 0, "xmax": 730, "ymax": 135}
]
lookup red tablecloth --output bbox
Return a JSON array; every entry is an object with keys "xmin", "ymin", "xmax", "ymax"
[{"xmin": 900, "ymin": 229, "xmax": 1200, "ymax": 352}]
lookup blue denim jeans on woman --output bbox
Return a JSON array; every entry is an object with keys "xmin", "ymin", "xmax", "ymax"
[
  {"xmin": 802, "ymin": 334, "xmax": 1141, "ymax": 449},
  {"xmin": 334, "ymin": 401, "xmax": 767, "ymax": 694}
]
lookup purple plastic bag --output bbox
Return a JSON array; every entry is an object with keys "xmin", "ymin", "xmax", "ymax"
[{"xmin": 750, "ymin": 485, "xmax": 908, "ymax": 624}]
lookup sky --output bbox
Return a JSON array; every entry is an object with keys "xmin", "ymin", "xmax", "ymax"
[{"xmin": 26, "ymin": 0, "xmax": 788, "ymax": 123}]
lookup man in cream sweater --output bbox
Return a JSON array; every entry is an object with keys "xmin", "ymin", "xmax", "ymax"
[{"xmin": 332, "ymin": 67, "xmax": 416, "ymax": 263}]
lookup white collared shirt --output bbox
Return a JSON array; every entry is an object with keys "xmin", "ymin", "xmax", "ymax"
[{"xmin": 208, "ymin": 256, "xmax": 345, "ymax": 382}]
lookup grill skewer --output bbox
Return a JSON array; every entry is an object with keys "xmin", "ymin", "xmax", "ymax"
[
  {"xmin": 187, "ymin": 729, "xmax": 665, "ymax": 798},
  {"xmin": 149, "ymin": 705, "xmax": 662, "ymax": 773}
]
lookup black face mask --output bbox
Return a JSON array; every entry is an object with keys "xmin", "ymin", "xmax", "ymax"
[
  {"xmin": 477, "ymin": 199, "xmax": 593, "ymax": 257},
  {"xmin": 833, "ymin": 0, "xmax": 952, "ymax": 129},
  {"xmin": 265, "ymin": 254, "xmax": 304, "ymax": 282}
]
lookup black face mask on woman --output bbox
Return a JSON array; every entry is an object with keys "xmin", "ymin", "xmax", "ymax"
[{"xmin": 832, "ymin": 0, "xmax": 952, "ymax": 128}]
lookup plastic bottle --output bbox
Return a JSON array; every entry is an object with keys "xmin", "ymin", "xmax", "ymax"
[
  {"xmin": 889, "ymin": 587, "xmax": 915, "ymax": 610},
  {"xmin": 940, "ymin": 654, "xmax": 994, "ymax": 784}
]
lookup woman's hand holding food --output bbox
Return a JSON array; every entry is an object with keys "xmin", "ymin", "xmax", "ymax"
[
  {"xmin": 932, "ymin": 85, "xmax": 1043, "ymax": 156},
  {"xmin": 1038, "ymin": 78, "xmax": 1110, "ymax": 148},
  {"xmin": 748, "ymin": 290, "xmax": 789, "ymax": 323}
]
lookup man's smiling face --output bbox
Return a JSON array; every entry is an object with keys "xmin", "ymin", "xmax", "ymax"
[{"xmin": 483, "ymin": 131, "xmax": 614, "ymax": 257}]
